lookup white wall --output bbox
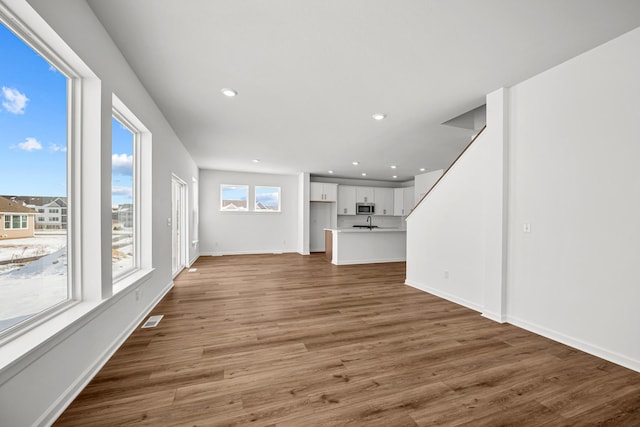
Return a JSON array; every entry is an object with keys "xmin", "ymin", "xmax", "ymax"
[
  {"xmin": 414, "ymin": 169, "xmax": 443, "ymax": 202},
  {"xmin": 406, "ymin": 27, "xmax": 640, "ymax": 372},
  {"xmin": 506, "ymin": 27, "xmax": 640, "ymax": 371},
  {"xmin": 0, "ymin": 1, "xmax": 199, "ymax": 425},
  {"xmin": 199, "ymin": 169, "xmax": 300, "ymax": 255}
]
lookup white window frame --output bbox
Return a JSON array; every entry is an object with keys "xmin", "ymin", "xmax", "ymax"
[
  {"xmin": 111, "ymin": 111, "xmax": 138, "ymax": 282},
  {"xmin": 220, "ymin": 184, "xmax": 249, "ymax": 211},
  {"xmin": 0, "ymin": 5, "xmax": 80, "ymax": 342},
  {"xmin": 111, "ymin": 95, "xmax": 152, "ymax": 292},
  {"xmin": 255, "ymin": 186, "xmax": 282, "ymax": 213}
]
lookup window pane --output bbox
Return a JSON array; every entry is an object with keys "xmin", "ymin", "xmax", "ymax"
[
  {"xmin": 220, "ymin": 185, "xmax": 248, "ymax": 211},
  {"xmin": 255, "ymin": 186, "xmax": 281, "ymax": 212},
  {"xmin": 112, "ymin": 116, "xmax": 135, "ymax": 279},
  {"xmin": 0, "ymin": 22, "xmax": 69, "ymax": 333}
]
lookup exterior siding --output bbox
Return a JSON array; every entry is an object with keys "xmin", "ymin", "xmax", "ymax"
[{"xmin": 0, "ymin": 213, "xmax": 35, "ymax": 239}]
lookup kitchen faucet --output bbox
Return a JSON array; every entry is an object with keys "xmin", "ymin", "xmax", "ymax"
[{"xmin": 366, "ymin": 215, "xmax": 372, "ymax": 228}]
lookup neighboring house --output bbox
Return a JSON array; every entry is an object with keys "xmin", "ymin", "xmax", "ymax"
[
  {"xmin": 221, "ymin": 200, "xmax": 248, "ymax": 211},
  {"xmin": 112, "ymin": 204, "xmax": 133, "ymax": 228},
  {"xmin": 1, "ymin": 195, "xmax": 68, "ymax": 230},
  {"xmin": 0, "ymin": 195, "xmax": 36, "ymax": 239}
]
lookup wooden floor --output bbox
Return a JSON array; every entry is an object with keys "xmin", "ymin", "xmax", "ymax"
[{"xmin": 55, "ymin": 253, "xmax": 640, "ymax": 426}]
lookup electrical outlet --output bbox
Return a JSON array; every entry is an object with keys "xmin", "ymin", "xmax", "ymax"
[
  {"xmin": 523, "ymin": 223, "xmax": 531, "ymax": 233},
  {"xmin": 444, "ymin": 270, "xmax": 449, "ymax": 279}
]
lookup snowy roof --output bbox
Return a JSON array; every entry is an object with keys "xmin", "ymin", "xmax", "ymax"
[{"xmin": 0, "ymin": 196, "xmax": 37, "ymax": 214}]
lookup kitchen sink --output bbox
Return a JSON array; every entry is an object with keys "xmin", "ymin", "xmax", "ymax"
[{"xmin": 353, "ymin": 225, "xmax": 379, "ymax": 229}]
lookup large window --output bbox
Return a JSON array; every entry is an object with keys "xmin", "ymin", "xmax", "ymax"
[
  {"xmin": 255, "ymin": 186, "xmax": 281, "ymax": 212},
  {"xmin": 220, "ymin": 185, "xmax": 248, "ymax": 211},
  {"xmin": 112, "ymin": 114, "xmax": 136, "ymax": 280},
  {"xmin": 0, "ymin": 19, "xmax": 70, "ymax": 334}
]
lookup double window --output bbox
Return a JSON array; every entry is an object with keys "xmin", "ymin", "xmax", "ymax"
[{"xmin": 220, "ymin": 185, "xmax": 281, "ymax": 212}]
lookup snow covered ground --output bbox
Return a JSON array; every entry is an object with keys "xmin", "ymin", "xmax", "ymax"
[
  {"xmin": 0, "ymin": 233, "xmax": 67, "ymax": 273},
  {"xmin": 0, "ymin": 232, "xmax": 134, "ymax": 332},
  {"xmin": 0, "ymin": 247, "xmax": 68, "ymax": 331}
]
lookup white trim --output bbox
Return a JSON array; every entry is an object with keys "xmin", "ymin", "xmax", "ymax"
[
  {"xmin": 332, "ymin": 257, "xmax": 406, "ymax": 265},
  {"xmin": 200, "ymin": 250, "xmax": 297, "ymax": 256},
  {"xmin": 0, "ymin": 0, "xmax": 94, "ymax": 340},
  {"xmin": 482, "ymin": 310, "xmax": 507, "ymax": 323},
  {"xmin": 37, "ymin": 279, "xmax": 172, "ymax": 426},
  {"xmin": 171, "ymin": 174, "xmax": 189, "ymax": 277},
  {"xmin": 219, "ymin": 184, "xmax": 249, "ymax": 211},
  {"xmin": 506, "ymin": 315, "xmax": 640, "ymax": 373},
  {"xmin": 404, "ymin": 280, "xmax": 483, "ymax": 313},
  {"xmin": 112, "ymin": 94, "xmax": 152, "ymax": 285},
  {"xmin": 189, "ymin": 253, "xmax": 199, "ymax": 266}
]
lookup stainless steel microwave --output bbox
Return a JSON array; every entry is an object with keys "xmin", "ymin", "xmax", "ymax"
[{"xmin": 356, "ymin": 203, "xmax": 375, "ymax": 215}]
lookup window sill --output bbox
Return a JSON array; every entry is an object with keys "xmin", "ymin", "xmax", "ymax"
[
  {"xmin": 0, "ymin": 268, "xmax": 154, "ymax": 384},
  {"xmin": 113, "ymin": 268, "xmax": 154, "ymax": 294}
]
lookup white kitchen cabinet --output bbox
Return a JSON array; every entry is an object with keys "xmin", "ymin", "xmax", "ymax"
[
  {"xmin": 310, "ymin": 182, "xmax": 337, "ymax": 202},
  {"xmin": 374, "ymin": 187, "xmax": 394, "ymax": 216},
  {"xmin": 337, "ymin": 185, "xmax": 356, "ymax": 215},
  {"xmin": 394, "ymin": 186, "xmax": 415, "ymax": 216},
  {"xmin": 356, "ymin": 186, "xmax": 374, "ymax": 203}
]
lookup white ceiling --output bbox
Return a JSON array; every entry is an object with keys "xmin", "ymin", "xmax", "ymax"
[{"xmin": 87, "ymin": 0, "xmax": 640, "ymax": 182}]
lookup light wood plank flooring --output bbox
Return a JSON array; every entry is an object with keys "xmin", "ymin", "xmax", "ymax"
[{"xmin": 55, "ymin": 253, "xmax": 640, "ymax": 426}]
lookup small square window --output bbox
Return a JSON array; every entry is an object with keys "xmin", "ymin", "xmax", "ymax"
[
  {"xmin": 220, "ymin": 185, "xmax": 248, "ymax": 211},
  {"xmin": 255, "ymin": 186, "xmax": 281, "ymax": 212}
]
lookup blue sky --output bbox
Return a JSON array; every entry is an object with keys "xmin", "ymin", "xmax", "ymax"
[
  {"xmin": 112, "ymin": 117, "xmax": 133, "ymax": 206},
  {"xmin": 0, "ymin": 22, "xmax": 133, "ymax": 206},
  {"xmin": 0, "ymin": 22, "xmax": 67, "ymax": 197}
]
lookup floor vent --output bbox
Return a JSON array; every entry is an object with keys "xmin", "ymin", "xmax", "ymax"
[
  {"xmin": 188, "ymin": 268, "xmax": 197, "ymax": 273},
  {"xmin": 142, "ymin": 315, "xmax": 164, "ymax": 328}
]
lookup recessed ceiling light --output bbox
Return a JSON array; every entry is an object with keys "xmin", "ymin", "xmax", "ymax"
[
  {"xmin": 390, "ymin": 165, "xmax": 397, "ymax": 169},
  {"xmin": 419, "ymin": 168, "xmax": 426, "ymax": 172},
  {"xmin": 372, "ymin": 113, "xmax": 386, "ymax": 121},
  {"xmin": 352, "ymin": 161, "xmax": 359, "ymax": 166},
  {"xmin": 221, "ymin": 88, "xmax": 237, "ymax": 97},
  {"xmin": 252, "ymin": 159, "xmax": 260, "ymax": 163},
  {"xmin": 361, "ymin": 172, "xmax": 367, "ymax": 177},
  {"xmin": 392, "ymin": 175, "xmax": 398, "ymax": 179},
  {"xmin": 328, "ymin": 170, "xmax": 334, "ymax": 174}
]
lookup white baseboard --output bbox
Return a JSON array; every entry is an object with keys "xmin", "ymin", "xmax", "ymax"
[
  {"xmin": 189, "ymin": 253, "xmax": 199, "ymax": 266},
  {"xmin": 200, "ymin": 250, "xmax": 296, "ymax": 256},
  {"xmin": 40, "ymin": 281, "xmax": 174, "ymax": 426},
  {"xmin": 482, "ymin": 310, "xmax": 507, "ymax": 323},
  {"xmin": 506, "ymin": 315, "xmax": 640, "ymax": 373},
  {"xmin": 404, "ymin": 279, "xmax": 483, "ymax": 313},
  {"xmin": 333, "ymin": 257, "xmax": 406, "ymax": 265}
]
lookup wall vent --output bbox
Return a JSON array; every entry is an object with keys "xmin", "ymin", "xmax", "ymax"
[
  {"xmin": 188, "ymin": 268, "xmax": 197, "ymax": 273},
  {"xmin": 141, "ymin": 315, "xmax": 164, "ymax": 328}
]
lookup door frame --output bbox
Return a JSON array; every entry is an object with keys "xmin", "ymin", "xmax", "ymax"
[{"xmin": 171, "ymin": 173, "xmax": 189, "ymax": 278}]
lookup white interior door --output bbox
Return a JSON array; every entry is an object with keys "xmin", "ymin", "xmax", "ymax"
[{"xmin": 172, "ymin": 175, "xmax": 188, "ymax": 277}]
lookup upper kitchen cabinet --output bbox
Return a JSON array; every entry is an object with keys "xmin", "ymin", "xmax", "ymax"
[
  {"xmin": 394, "ymin": 186, "xmax": 415, "ymax": 216},
  {"xmin": 355, "ymin": 186, "xmax": 374, "ymax": 203},
  {"xmin": 310, "ymin": 182, "xmax": 337, "ymax": 202},
  {"xmin": 374, "ymin": 187, "xmax": 394, "ymax": 216},
  {"xmin": 337, "ymin": 185, "xmax": 356, "ymax": 215}
]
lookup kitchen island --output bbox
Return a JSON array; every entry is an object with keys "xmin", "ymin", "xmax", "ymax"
[{"xmin": 324, "ymin": 228, "xmax": 406, "ymax": 265}]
